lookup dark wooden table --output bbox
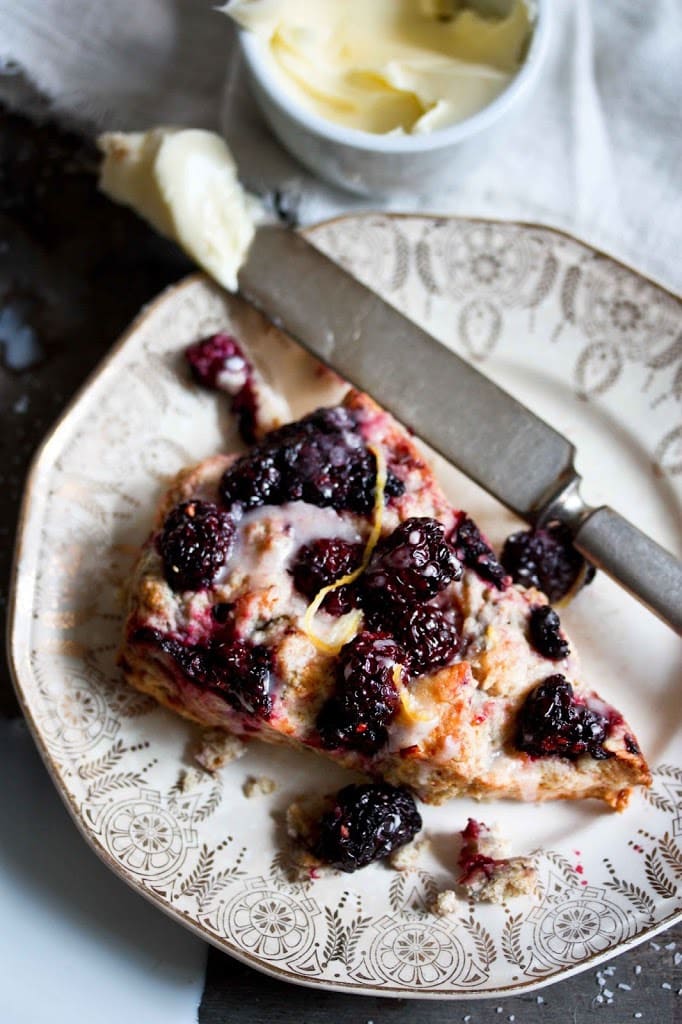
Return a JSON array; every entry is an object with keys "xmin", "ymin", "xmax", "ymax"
[{"xmin": 1, "ymin": 109, "xmax": 679, "ymax": 1023}]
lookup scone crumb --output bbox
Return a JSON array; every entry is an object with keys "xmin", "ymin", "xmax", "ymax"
[
  {"xmin": 177, "ymin": 767, "xmax": 203, "ymax": 793},
  {"xmin": 283, "ymin": 795, "xmax": 333, "ymax": 881},
  {"xmin": 456, "ymin": 818, "xmax": 537, "ymax": 904},
  {"xmin": 243, "ymin": 774, "xmax": 277, "ymax": 798},
  {"xmin": 285, "ymin": 794, "xmax": 329, "ymax": 845},
  {"xmin": 463, "ymin": 857, "xmax": 537, "ymax": 904},
  {"xmin": 430, "ymin": 889, "xmax": 461, "ymax": 917},
  {"xmin": 474, "ymin": 822, "xmax": 511, "ymax": 859},
  {"xmin": 389, "ymin": 834, "xmax": 430, "ymax": 871},
  {"xmin": 193, "ymin": 729, "xmax": 247, "ymax": 772}
]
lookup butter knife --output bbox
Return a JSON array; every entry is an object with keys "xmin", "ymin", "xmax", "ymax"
[{"xmin": 238, "ymin": 225, "xmax": 682, "ymax": 635}]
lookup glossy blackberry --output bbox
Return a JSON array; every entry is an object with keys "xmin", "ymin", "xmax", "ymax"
[
  {"xmin": 313, "ymin": 783, "xmax": 422, "ymax": 872},
  {"xmin": 516, "ymin": 674, "xmax": 611, "ymax": 760},
  {"xmin": 450, "ymin": 514, "xmax": 508, "ymax": 590},
  {"xmin": 158, "ymin": 500, "xmax": 235, "ymax": 592},
  {"xmin": 395, "ymin": 604, "xmax": 460, "ymax": 675},
  {"xmin": 501, "ymin": 522, "xmax": 596, "ymax": 603},
  {"xmin": 362, "ymin": 517, "xmax": 461, "ymax": 613},
  {"xmin": 129, "ymin": 627, "xmax": 213, "ymax": 688},
  {"xmin": 291, "ymin": 538, "xmax": 364, "ymax": 616},
  {"xmin": 211, "ymin": 640, "xmax": 275, "ymax": 718},
  {"xmin": 220, "ymin": 453, "xmax": 283, "ymax": 510},
  {"xmin": 316, "ymin": 632, "xmax": 405, "ymax": 754},
  {"xmin": 129, "ymin": 628, "xmax": 274, "ymax": 719},
  {"xmin": 220, "ymin": 406, "xmax": 404, "ymax": 514},
  {"xmin": 528, "ymin": 605, "xmax": 570, "ymax": 660}
]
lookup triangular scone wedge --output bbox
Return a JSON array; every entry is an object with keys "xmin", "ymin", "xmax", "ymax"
[{"xmin": 121, "ymin": 389, "xmax": 651, "ymax": 810}]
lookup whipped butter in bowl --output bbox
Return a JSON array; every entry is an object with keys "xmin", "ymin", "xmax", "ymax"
[{"xmin": 225, "ymin": 0, "xmax": 548, "ymax": 195}]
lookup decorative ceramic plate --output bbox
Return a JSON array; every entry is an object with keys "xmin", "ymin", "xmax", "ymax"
[{"xmin": 9, "ymin": 216, "xmax": 682, "ymax": 999}]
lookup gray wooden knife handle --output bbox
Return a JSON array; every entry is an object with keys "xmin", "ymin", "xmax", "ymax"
[{"xmin": 573, "ymin": 507, "xmax": 682, "ymax": 635}]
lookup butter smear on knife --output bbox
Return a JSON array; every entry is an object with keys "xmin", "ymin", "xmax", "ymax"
[{"xmin": 98, "ymin": 129, "xmax": 262, "ymax": 291}]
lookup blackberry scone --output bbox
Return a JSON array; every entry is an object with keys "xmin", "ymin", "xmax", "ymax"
[{"xmin": 121, "ymin": 384, "xmax": 651, "ymax": 810}]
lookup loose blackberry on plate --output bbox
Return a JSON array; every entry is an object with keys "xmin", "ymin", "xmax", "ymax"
[
  {"xmin": 306, "ymin": 783, "xmax": 422, "ymax": 873},
  {"xmin": 502, "ymin": 521, "xmax": 596, "ymax": 602}
]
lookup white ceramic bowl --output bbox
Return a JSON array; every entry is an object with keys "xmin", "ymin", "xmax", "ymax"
[{"xmin": 237, "ymin": 1, "xmax": 551, "ymax": 198}]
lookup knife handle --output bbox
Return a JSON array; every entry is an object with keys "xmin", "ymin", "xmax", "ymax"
[{"xmin": 573, "ymin": 506, "xmax": 682, "ymax": 635}]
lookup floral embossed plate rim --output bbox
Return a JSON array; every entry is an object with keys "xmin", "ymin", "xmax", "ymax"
[{"xmin": 8, "ymin": 214, "xmax": 682, "ymax": 999}]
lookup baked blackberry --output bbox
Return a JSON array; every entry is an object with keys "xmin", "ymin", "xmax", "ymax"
[
  {"xmin": 501, "ymin": 522, "xmax": 595, "ymax": 603},
  {"xmin": 220, "ymin": 406, "xmax": 404, "ymax": 514},
  {"xmin": 291, "ymin": 538, "xmax": 363, "ymax": 616},
  {"xmin": 450, "ymin": 513, "xmax": 508, "ymax": 590},
  {"xmin": 129, "ymin": 628, "xmax": 274, "ymax": 719},
  {"xmin": 528, "ymin": 605, "xmax": 570, "ymax": 660},
  {"xmin": 211, "ymin": 640, "xmax": 275, "ymax": 718},
  {"xmin": 158, "ymin": 500, "xmax": 235, "ymax": 592},
  {"xmin": 395, "ymin": 604, "xmax": 460, "ymax": 675},
  {"xmin": 313, "ymin": 783, "xmax": 422, "ymax": 872},
  {"xmin": 363, "ymin": 517, "xmax": 461, "ymax": 613},
  {"xmin": 316, "ymin": 632, "xmax": 405, "ymax": 754},
  {"xmin": 516, "ymin": 675, "xmax": 611, "ymax": 760}
]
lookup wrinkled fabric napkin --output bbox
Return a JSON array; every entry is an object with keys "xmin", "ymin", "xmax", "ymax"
[{"xmin": 0, "ymin": 0, "xmax": 680, "ymax": 292}]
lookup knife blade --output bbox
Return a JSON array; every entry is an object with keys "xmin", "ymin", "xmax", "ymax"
[{"xmin": 238, "ymin": 225, "xmax": 682, "ymax": 634}]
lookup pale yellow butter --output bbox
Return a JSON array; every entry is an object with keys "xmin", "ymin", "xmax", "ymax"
[
  {"xmin": 98, "ymin": 128, "xmax": 262, "ymax": 291},
  {"xmin": 226, "ymin": 0, "xmax": 532, "ymax": 134}
]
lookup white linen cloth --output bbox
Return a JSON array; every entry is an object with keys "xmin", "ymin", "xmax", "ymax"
[{"xmin": 0, "ymin": 0, "xmax": 680, "ymax": 293}]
